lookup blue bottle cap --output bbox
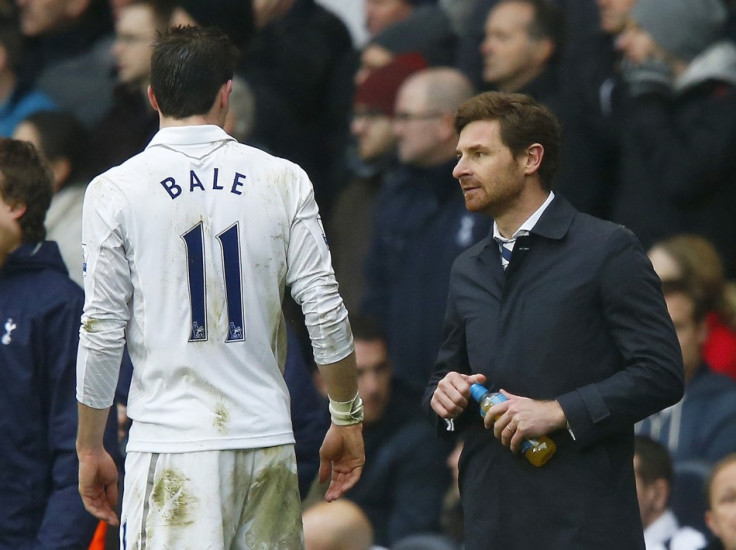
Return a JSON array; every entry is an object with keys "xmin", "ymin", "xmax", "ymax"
[{"xmin": 470, "ymin": 383, "xmax": 489, "ymax": 403}]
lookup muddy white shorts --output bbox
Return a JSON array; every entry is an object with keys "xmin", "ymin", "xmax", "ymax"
[{"xmin": 120, "ymin": 445, "xmax": 304, "ymax": 549}]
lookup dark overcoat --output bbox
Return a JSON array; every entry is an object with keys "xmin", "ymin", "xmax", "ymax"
[{"xmin": 423, "ymin": 195, "xmax": 685, "ymax": 549}]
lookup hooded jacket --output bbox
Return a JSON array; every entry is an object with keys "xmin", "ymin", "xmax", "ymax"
[{"xmin": 0, "ymin": 242, "xmax": 97, "ymax": 549}]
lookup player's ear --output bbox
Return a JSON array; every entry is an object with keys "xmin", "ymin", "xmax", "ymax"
[
  {"xmin": 220, "ymin": 80, "xmax": 233, "ymax": 110},
  {"xmin": 147, "ymin": 85, "xmax": 160, "ymax": 112}
]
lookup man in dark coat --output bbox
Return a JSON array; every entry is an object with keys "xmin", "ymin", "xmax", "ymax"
[{"xmin": 423, "ymin": 91, "xmax": 684, "ymax": 549}]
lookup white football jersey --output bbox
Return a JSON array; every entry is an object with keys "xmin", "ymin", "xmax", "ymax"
[{"xmin": 77, "ymin": 125, "xmax": 353, "ymax": 453}]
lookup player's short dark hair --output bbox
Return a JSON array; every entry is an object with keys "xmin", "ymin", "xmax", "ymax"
[
  {"xmin": 150, "ymin": 25, "xmax": 239, "ymax": 119},
  {"xmin": 0, "ymin": 139, "xmax": 53, "ymax": 243},
  {"xmin": 634, "ymin": 435, "xmax": 673, "ymax": 486},
  {"xmin": 455, "ymin": 91, "xmax": 562, "ymax": 189}
]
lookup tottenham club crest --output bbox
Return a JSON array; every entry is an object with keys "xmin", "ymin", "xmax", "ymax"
[{"xmin": 2, "ymin": 318, "xmax": 17, "ymax": 345}]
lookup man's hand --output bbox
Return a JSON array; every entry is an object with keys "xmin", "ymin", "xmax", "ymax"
[
  {"xmin": 430, "ymin": 372, "xmax": 487, "ymax": 419},
  {"xmin": 78, "ymin": 449, "xmax": 119, "ymax": 526},
  {"xmin": 486, "ymin": 390, "xmax": 566, "ymax": 453},
  {"xmin": 318, "ymin": 423, "xmax": 365, "ymax": 502}
]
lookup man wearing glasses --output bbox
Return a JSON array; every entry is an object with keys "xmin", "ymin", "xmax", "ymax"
[{"xmin": 361, "ymin": 67, "xmax": 492, "ymax": 415}]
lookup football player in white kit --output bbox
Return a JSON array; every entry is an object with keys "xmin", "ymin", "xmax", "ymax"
[{"xmin": 75, "ymin": 26, "xmax": 364, "ymax": 549}]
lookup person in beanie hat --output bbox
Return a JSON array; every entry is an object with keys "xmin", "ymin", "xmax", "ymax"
[
  {"xmin": 630, "ymin": 0, "xmax": 727, "ymax": 63},
  {"xmin": 328, "ymin": 53, "xmax": 427, "ymax": 313},
  {"xmin": 611, "ymin": 0, "xmax": 736, "ymax": 276}
]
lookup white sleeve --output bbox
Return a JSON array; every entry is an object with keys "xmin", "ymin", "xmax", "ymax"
[
  {"xmin": 76, "ymin": 177, "xmax": 132, "ymax": 408},
  {"xmin": 285, "ymin": 167, "xmax": 353, "ymax": 365}
]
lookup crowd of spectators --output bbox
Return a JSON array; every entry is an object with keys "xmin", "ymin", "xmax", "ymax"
[{"xmin": 3, "ymin": 0, "xmax": 736, "ymax": 548}]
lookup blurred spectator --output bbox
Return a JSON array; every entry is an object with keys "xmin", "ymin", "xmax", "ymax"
[
  {"xmin": 328, "ymin": 53, "xmax": 426, "ymax": 312},
  {"xmin": 0, "ymin": 138, "xmax": 114, "ymax": 548},
  {"xmin": 478, "ymin": 0, "xmax": 611, "ymax": 220},
  {"xmin": 361, "ymin": 67, "xmax": 490, "ymax": 411},
  {"xmin": 355, "ymin": 5, "xmax": 456, "ymax": 84},
  {"xmin": 0, "ymin": 8, "xmax": 56, "ymax": 136},
  {"xmin": 234, "ymin": 0, "xmax": 355, "ymax": 217},
  {"xmin": 13, "ymin": 110, "xmax": 90, "ymax": 286},
  {"xmin": 704, "ymin": 453, "xmax": 736, "ymax": 550},
  {"xmin": 479, "ymin": 0, "xmax": 564, "ymax": 97},
  {"xmin": 312, "ymin": 315, "xmax": 453, "ymax": 546},
  {"xmin": 17, "ymin": 0, "xmax": 117, "ymax": 128},
  {"xmin": 634, "ymin": 435, "xmax": 708, "ymax": 550},
  {"xmin": 612, "ymin": 0, "xmax": 736, "ymax": 276},
  {"xmin": 302, "ymin": 499, "xmax": 377, "ymax": 550},
  {"xmin": 88, "ymin": 0, "xmax": 172, "ymax": 174},
  {"xmin": 636, "ymin": 280, "xmax": 736, "ymax": 464},
  {"xmin": 551, "ymin": 0, "xmax": 633, "ymax": 219},
  {"xmin": 649, "ymin": 235, "xmax": 736, "ymax": 381}
]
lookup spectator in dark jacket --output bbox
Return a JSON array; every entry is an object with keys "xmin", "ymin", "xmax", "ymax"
[
  {"xmin": 637, "ymin": 280, "xmax": 736, "ymax": 464},
  {"xmin": 0, "ymin": 138, "xmax": 118, "ymax": 549},
  {"xmin": 612, "ymin": 0, "xmax": 736, "ymax": 276}
]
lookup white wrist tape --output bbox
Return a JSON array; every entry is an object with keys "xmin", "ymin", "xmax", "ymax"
[{"xmin": 328, "ymin": 391, "xmax": 364, "ymax": 425}]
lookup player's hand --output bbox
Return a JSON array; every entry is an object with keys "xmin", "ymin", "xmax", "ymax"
[
  {"xmin": 430, "ymin": 372, "xmax": 487, "ymax": 419},
  {"xmin": 78, "ymin": 449, "xmax": 120, "ymax": 526},
  {"xmin": 318, "ymin": 423, "xmax": 365, "ymax": 502},
  {"xmin": 491, "ymin": 390, "xmax": 566, "ymax": 453}
]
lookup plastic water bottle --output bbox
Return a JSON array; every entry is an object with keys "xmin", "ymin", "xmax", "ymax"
[{"xmin": 470, "ymin": 383, "xmax": 556, "ymax": 467}]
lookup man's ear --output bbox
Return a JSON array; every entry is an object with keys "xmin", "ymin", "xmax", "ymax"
[
  {"xmin": 523, "ymin": 143, "xmax": 544, "ymax": 175},
  {"xmin": 532, "ymin": 38, "xmax": 555, "ymax": 66},
  {"xmin": 148, "ymin": 85, "xmax": 160, "ymax": 112},
  {"xmin": 220, "ymin": 80, "xmax": 233, "ymax": 110}
]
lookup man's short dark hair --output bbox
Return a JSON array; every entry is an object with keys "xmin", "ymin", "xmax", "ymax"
[
  {"xmin": 455, "ymin": 91, "xmax": 562, "ymax": 189},
  {"xmin": 635, "ymin": 435, "xmax": 673, "ymax": 486},
  {"xmin": 0, "ymin": 139, "xmax": 53, "ymax": 243},
  {"xmin": 150, "ymin": 25, "xmax": 239, "ymax": 119}
]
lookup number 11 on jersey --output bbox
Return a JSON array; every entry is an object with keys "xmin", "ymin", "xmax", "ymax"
[{"xmin": 182, "ymin": 222, "xmax": 245, "ymax": 343}]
